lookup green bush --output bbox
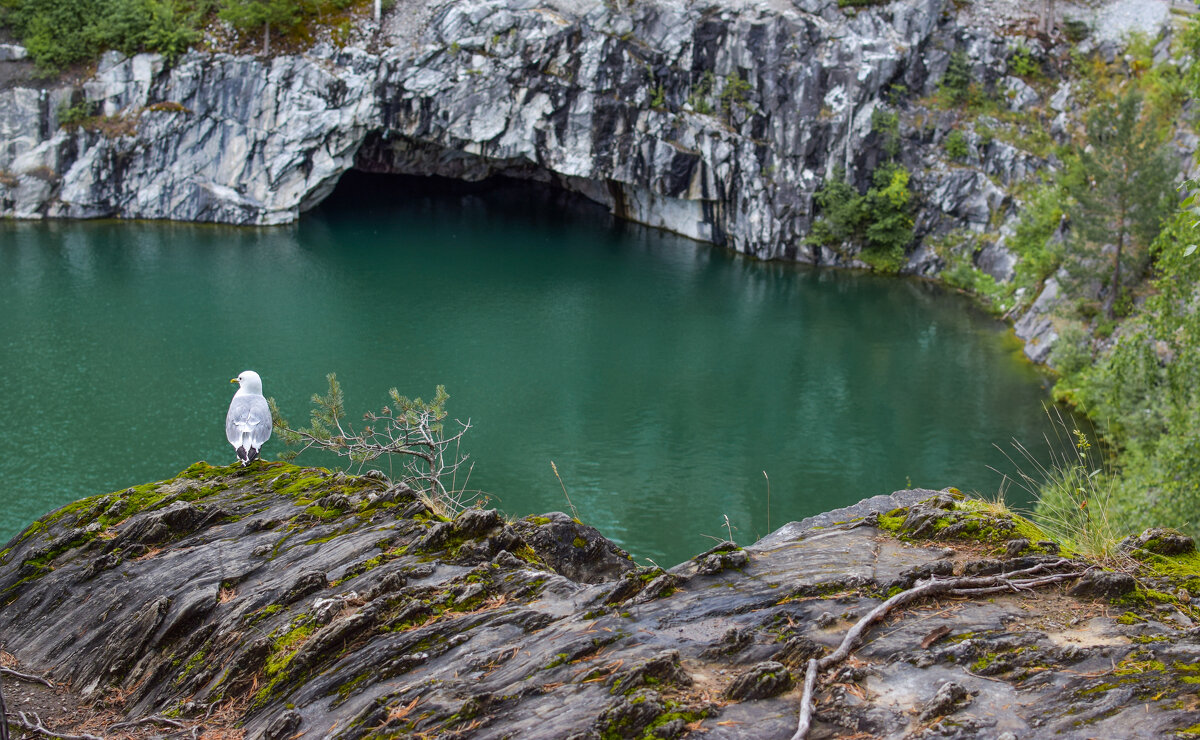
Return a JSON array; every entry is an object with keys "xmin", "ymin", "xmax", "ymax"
[
  {"xmin": 807, "ymin": 163, "xmax": 914, "ymax": 273},
  {"xmin": 871, "ymin": 108, "xmax": 900, "ymax": 160},
  {"xmin": 1007, "ymin": 183, "xmax": 1065, "ymax": 295},
  {"xmin": 939, "ymin": 50, "xmax": 972, "ymax": 105},
  {"xmin": 1, "ymin": 0, "xmax": 207, "ymax": 71},
  {"xmin": 1050, "ymin": 323, "xmax": 1092, "ymax": 375},
  {"xmin": 1052, "ymin": 213, "xmax": 1200, "ymax": 537},
  {"xmin": 943, "ymin": 129, "xmax": 969, "ymax": 161},
  {"xmin": 719, "ymin": 70, "xmax": 753, "ymax": 117},
  {"xmin": 1008, "ymin": 44, "xmax": 1040, "ymax": 79}
]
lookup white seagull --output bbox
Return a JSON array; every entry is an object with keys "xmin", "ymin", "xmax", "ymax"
[{"xmin": 226, "ymin": 370, "xmax": 272, "ymax": 465}]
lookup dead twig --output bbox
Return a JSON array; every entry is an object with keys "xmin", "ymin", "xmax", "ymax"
[
  {"xmin": 0, "ymin": 668, "xmax": 54, "ymax": 688},
  {"xmin": 1, "ymin": 677, "xmax": 9, "ymax": 740},
  {"xmin": 791, "ymin": 559, "xmax": 1084, "ymax": 740},
  {"xmin": 8, "ymin": 711, "xmax": 104, "ymax": 740},
  {"xmin": 109, "ymin": 716, "xmax": 187, "ymax": 730}
]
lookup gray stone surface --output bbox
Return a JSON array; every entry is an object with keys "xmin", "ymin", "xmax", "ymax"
[
  {"xmin": 3, "ymin": 464, "xmax": 1197, "ymax": 738},
  {"xmin": 0, "ymin": 0, "xmax": 1027, "ymax": 265}
]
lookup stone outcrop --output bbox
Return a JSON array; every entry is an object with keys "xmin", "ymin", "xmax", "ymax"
[
  {"xmin": 2, "ymin": 462, "xmax": 1200, "ymax": 738},
  {"xmin": 0, "ymin": 0, "xmax": 1028, "ymax": 259}
]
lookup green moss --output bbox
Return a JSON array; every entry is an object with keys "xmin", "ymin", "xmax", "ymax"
[
  {"xmin": 1114, "ymin": 658, "xmax": 1167, "ymax": 676},
  {"xmin": 173, "ymin": 643, "xmax": 211, "ymax": 687},
  {"xmin": 301, "ymin": 504, "xmax": 344, "ymax": 521},
  {"xmin": 251, "ymin": 615, "xmax": 317, "ymax": 707},
  {"xmin": 1133, "ymin": 549, "xmax": 1200, "ymax": 584},
  {"xmin": 1115, "ymin": 588, "xmax": 1179, "ymax": 608},
  {"xmin": 527, "ymin": 516, "xmax": 551, "ymax": 525},
  {"xmin": 971, "ymin": 652, "xmax": 999, "ymax": 672},
  {"xmin": 1076, "ymin": 681, "xmax": 1117, "ymax": 696},
  {"xmin": 876, "ymin": 513, "xmax": 905, "ymax": 532},
  {"xmin": 510, "ymin": 544, "xmax": 544, "ymax": 566},
  {"xmin": 1117, "ymin": 611, "xmax": 1145, "ymax": 625},
  {"xmin": 543, "ymin": 652, "xmax": 570, "ymax": 670},
  {"xmin": 335, "ymin": 671, "xmax": 373, "ymax": 700},
  {"xmin": 572, "ymin": 537, "xmax": 588, "ymax": 549}
]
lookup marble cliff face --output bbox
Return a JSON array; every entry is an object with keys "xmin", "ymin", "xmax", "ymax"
[
  {"xmin": 0, "ymin": 0, "xmax": 1182, "ymax": 363},
  {"xmin": 0, "ymin": 0, "xmax": 1031, "ymax": 257}
]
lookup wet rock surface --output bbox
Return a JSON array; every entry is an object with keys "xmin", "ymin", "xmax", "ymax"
[{"xmin": 2, "ymin": 464, "xmax": 1200, "ymax": 738}]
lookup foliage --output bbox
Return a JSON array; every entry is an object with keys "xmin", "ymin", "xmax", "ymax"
[
  {"xmin": 943, "ymin": 129, "xmax": 968, "ymax": 161},
  {"xmin": 719, "ymin": 70, "xmax": 753, "ymax": 117},
  {"xmin": 939, "ymin": 246, "xmax": 1012, "ymax": 312},
  {"xmin": 1007, "ymin": 183, "xmax": 1065, "ymax": 295},
  {"xmin": 648, "ymin": 84, "xmax": 665, "ymax": 109},
  {"xmin": 1008, "ymin": 44, "xmax": 1040, "ymax": 79},
  {"xmin": 218, "ymin": 0, "xmax": 305, "ymax": 54},
  {"xmin": 808, "ymin": 164, "xmax": 914, "ymax": 273},
  {"xmin": 686, "ymin": 71, "xmax": 714, "ymax": 115},
  {"xmin": 1053, "ymin": 212, "xmax": 1200, "ymax": 537},
  {"xmin": 1049, "ymin": 322, "xmax": 1092, "ymax": 376},
  {"xmin": 1062, "ymin": 88, "xmax": 1175, "ymax": 319},
  {"xmin": 938, "ymin": 50, "xmax": 972, "ymax": 106},
  {"xmin": 0, "ymin": 0, "xmax": 361, "ymax": 70},
  {"xmin": 1000, "ymin": 408, "xmax": 1122, "ymax": 560},
  {"xmin": 871, "ymin": 108, "xmax": 900, "ymax": 160},
  {"xmin": 2, "ymin": 0, "xmax": 107, "ymax": 71},
  {"xmin": 1180, "ymin": 178, "xmax": 1200, "ymax": 258},
  {"xmin": 57, "ymin": 98, "xmax": 97, "ymax": 128},
  {"xmin": 270, "ymin": 374, "xmax": 476, "ymax": 517},
  {"xmin": 0, "ymin": 0, "xmax": 208, "ymax": 71}
]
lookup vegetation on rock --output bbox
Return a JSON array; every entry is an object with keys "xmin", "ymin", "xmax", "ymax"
[
  {"xmin": 269, "ymin": 374, "xmax": 476, "ymax": 517},
  {"xmin": 0, "ymin": 0, "xmax": 369, "ymax": 70}
]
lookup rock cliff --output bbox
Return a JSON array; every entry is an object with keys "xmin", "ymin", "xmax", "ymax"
[
  {"xmin": 0, "ymin": 0, "xmax": 1035, "ymax": 257},
  {"xmin": 2, "ymin": 462, "xmax": 1200, "ymax": 739},
  {"xmin": 0, "ymin": 0, "xmax": 1185, "ymax": 365}
]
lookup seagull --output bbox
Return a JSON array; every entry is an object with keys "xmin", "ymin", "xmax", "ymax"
[{"xmin": 226, "ymin": 370, "xmax": 272, "ymax": 465}]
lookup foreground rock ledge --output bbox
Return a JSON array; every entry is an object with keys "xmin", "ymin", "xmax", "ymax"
[{"xmin": 1, "ymin": 463, "xmax": 1199, "ymax": 739}]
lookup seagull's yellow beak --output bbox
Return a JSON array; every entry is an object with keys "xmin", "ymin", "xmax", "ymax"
[{"xmin": 230, "ymin": 378, "xmax": 239, "ymax": 384}]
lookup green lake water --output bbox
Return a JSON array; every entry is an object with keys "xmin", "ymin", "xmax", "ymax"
[{"xmin": 0, "ymin": 173, "xmax": 1052, "ymax": 565}]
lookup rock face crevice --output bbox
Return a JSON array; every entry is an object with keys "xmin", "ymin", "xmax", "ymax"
[{"xmin": 2, "ymin": 0, "xmax": 962, "ymax": 260}]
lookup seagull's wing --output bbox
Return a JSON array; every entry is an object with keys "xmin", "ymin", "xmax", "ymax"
[{"xmin": 226, "ymin": 395, "xmax": 273, "ymax": 447}]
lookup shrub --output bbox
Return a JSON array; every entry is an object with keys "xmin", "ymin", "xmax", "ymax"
[
  {"xmin": 1008, "ymin": 44, "xmax": 1040, "ymax": 79},
  {"xmin": 2, "ymin": 0, "xmax": 206, "ymax": 71},
  {"xmin": 939, "ymin": 50, "xmax": 972, "ymax": 105},
  {"xmin": 271, "ymin": 374, "xmax": 477, "ymax": 517},
  {"xmin": 807, "ymin": 163, "xmax": 914, "ymax": 273},
  {"xmin": 719, "ymin": 70, "xmax": 753, "ymax": 117},
  {"xmin": 1050, "ymin": 323, "xmax": 1092, "ymax": 375},
  {"xmin": 943, "ymin": 129, "xmax": 969, "ymax": 161},
  {"xmin": 1007, "ymin": 183, "xmax": 1065, "ymax": 296},
  {"xmin": 871, "ymin": 108, "xmax": 900, "ymax": 160}
]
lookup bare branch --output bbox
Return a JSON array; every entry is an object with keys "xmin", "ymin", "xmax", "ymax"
[
  {"xmin": 109, "ymin": 716, "xmax": 186, "ymax": 730},
  {"xmin": 790, "ymin": 561, "xmax": 1085, "ymax": 740},
  {"xmin": 1, "ymin": 678, "xmax": 8, "ymax": 740},
  {"xmin": 8, "ymin": 712, "xmax": 103, "ymax": 740},
  {"xmin": 0, "ymin": 668, "xmax": 53, "ymax": 688}
]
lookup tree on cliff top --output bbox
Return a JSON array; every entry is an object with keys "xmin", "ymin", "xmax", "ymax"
[
  {"xmin": 218, "ymin": 0, "xmax": 355, "ymax": 55},
  {"xmin": 1063, "ymin": 88, "xmax": 1175, "ymax": 320}
]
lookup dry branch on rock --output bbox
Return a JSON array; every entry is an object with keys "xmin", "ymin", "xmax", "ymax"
[{"xmin": 790, "ymin": 559, "xmax": 1085, "ymax": 740}]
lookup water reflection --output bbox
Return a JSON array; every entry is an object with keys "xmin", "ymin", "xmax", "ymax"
[{"xmin": 0, "ymin": 175, "xmax": 1050, "ymax": 565}]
